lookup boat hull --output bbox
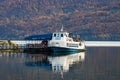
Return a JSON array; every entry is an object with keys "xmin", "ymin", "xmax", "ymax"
[{"xmin": 49, "ymin": 47, "xmax": 85, "ymax": 52}]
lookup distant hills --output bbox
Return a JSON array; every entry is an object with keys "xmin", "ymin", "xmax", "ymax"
[{"xmin": 0, "ymin": 0, "xmax": 120, "ymax": 40}]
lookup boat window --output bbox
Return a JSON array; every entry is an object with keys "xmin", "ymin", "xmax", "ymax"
[
  {"xmin": 61, "ymin": 34, "xmax": 63, "ymax": 37},
  {"xmin": 61, "ymin": 66, "xmax": 63, "ymax": 70},
  {"xmin": 54, "ymin": 66, "xmax": 56, "ymax": 70},
  {"xmin": 54, "ymin": 34, "xmax": 56, "ymax": 37},
  {"xmin": 57, "ymin": 34, "xmax": 59, "ymax": 37}
]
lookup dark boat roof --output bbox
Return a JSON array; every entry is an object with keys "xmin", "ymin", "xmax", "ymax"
[{"xmin": 24, "ymin": 33, "xmax": 52, "ymax": 40}]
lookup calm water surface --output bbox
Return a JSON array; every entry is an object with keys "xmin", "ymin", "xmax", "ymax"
[{"xmin": 0, "ymin": 47, "xmax": 120, "ymax": 80}]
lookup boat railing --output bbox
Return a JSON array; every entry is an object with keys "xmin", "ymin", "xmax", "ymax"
[{"xmin": 73, "ymin": 38, "xmax": 83, "ymax": 42}]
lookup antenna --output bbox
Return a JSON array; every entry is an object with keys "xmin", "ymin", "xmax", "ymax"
[{"xmin": 60, "ymin": 25, "xmax": 64, "ymax": 32}]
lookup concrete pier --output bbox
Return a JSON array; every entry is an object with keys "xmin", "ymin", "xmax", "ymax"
[{"xmin": 85, "ymin": 41, "xmax": 120, "ymax": 47}]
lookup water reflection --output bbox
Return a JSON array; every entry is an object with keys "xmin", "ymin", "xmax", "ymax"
[
  {"xmin": 0, "ymin": 47, "xmax": 119, "ymax": 80},
  {"xmin": 0, "ymin": 51, "xmax": 25, "ymax": 58},
  {"xmin": 25, "ymin": 51, "xmax": 85, "ymax": 72}
]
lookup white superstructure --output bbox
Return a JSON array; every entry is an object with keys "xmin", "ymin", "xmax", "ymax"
[{"xmin": 48, "ymin": 31, "xmax": 85, "ymax": 52}]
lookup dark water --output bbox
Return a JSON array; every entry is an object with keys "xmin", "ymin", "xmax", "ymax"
[{"xmin": 0, "ymin": 47, "xmax": 120, "ymax": 80}]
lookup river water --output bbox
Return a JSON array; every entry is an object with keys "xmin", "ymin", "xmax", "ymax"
[{"xmin": 0, "ymin": 47, "xmax": 120, "ymax": 80}]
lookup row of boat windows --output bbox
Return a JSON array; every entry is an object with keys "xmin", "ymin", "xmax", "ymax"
[
  {"xmin": 53, "ymin": 33, "xmax": 68, "ymax": 37},
  {"xmin": 67, "ymin": 43, "xmax": 79, "ymax": 47}
]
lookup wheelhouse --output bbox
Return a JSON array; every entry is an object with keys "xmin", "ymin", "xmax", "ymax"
[{"xmin": 52, "ymin": 32, "xmax": 69, "ymax": 41}]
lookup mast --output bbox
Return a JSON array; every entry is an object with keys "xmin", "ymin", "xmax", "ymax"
[{"xmin": 60, "ymin": 26, "xmax": 64, "ymax": 32}]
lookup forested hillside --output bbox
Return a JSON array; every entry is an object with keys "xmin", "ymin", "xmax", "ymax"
[{"xmin": 0, "ymin": 0, "xmax": 120, "ymax": 40}]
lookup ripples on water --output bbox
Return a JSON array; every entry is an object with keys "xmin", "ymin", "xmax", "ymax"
[{"xmin": 0, "ymin": 47, "xmax": 120, "ymax": 80}]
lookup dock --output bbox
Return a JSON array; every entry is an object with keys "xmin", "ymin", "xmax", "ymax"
[{"xmin": 0, "ymin": 40, "xmax": 42, "ymax": 50}]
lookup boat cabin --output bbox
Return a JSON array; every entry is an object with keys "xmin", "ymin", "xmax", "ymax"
[{"xmin": 51, "ymin": 32, "xmax": 73, "ymax": 41}]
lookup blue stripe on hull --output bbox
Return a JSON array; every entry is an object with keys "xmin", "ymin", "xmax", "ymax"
[{"xmin": 50, "ymin": 47, "xmax": 85, "ymax": 52}]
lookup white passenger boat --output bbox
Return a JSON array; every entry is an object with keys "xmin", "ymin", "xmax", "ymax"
[
  {"xmin": 48, "ymin": 28, "xmax": 85, "ymax": 52},
  {"xmin": 24, "ymin": 27, "xmax": 85, "ymax": 53}
]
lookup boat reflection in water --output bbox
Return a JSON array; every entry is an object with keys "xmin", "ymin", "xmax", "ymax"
[
  {"xmin": 48, "ymin": 52, "xmax": 85, "ymax": 72},
  {"xmin": 25, "ymin": 51, "xmax": 85, "ymax": 73}
]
